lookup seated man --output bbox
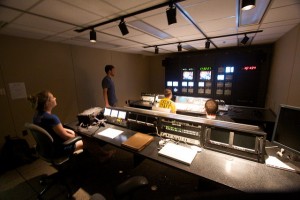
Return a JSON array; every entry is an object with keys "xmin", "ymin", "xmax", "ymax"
[
  {"xmin": 158, "ymin": 89, "xmax": 176, "ymax": 113},
  {"xmin": 205, "ymin": 99, "xmax": 233, "ymax": 122}
]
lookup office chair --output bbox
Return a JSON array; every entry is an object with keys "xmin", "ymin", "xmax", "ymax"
[{"xmin": 24, "ymin": 123, "xmax": 82, "ymax": 199}]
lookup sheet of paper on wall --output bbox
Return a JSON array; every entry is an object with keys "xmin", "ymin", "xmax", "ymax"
[
  {"xmin": 9, "ymin": 82, "xmax": 27, "ymax": 100},
  {"xmin": 97, "ymin": 128, "xmax": 123, "ymax": 139}
]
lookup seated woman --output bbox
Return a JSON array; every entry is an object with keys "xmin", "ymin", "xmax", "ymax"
[{"xmin": 28, "ymin": 90, "xmax": 115, "ymax": 161}]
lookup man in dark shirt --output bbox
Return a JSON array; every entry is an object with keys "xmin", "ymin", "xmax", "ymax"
[
  {"xmin": 205, "ymin": 99, "xmax": 233, "ymax": 122},
  {"xmin": 102, "ymin": 65, "xmax": 117, "ymax": 107}
]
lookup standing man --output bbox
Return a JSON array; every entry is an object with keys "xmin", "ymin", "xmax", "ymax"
[{"xmin": 102, "ymin": 65, "xmax": 117, "ymax": 107}]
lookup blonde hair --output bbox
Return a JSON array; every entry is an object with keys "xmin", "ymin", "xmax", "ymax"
[{"xmin": 27, "ymin": 90, "xmax": 50, "ymax": 111}]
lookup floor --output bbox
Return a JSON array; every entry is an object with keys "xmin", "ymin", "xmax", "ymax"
[{"xmin": 1, "ymin": 143, "xmax": 295, "ymax": 200}]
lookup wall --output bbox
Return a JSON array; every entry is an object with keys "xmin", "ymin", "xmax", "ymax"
[
  {"xmin": 0, "ymin": 35, "xmax": 163, "ymax": 147},
  {"xmin": 266, "ymin": 24, "xmax": 300, "ymax": 114}
]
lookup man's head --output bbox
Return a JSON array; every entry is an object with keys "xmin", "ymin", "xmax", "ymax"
[
  {"xmin": 205, "ymin": 99, "xmax": 218, "ymax": 117},
  {"xmin": 164, "ymin": 89, "xmax": 172, "ymax": 99},
  {"xmin": 105, "ymin": 65, "xmax": 115, "ymax": 77}
]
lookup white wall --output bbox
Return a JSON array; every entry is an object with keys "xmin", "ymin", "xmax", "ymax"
[{"xmin": 266, "ymin": 24, "xmax": 300, "ymax": 114}]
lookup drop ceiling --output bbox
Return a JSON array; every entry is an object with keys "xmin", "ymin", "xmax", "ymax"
[{"xmin": 0, "ymin": 0, "xmax": 299, "ymax": 55}]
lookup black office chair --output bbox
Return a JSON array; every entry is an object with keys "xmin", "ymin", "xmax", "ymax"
[{"xmin": 24, "ymin": 123, "xmax": 83, "ymax": 199}]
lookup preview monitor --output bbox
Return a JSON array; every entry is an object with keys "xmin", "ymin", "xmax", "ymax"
[
  {"xmin": 173, "ymin": 81, "xmax": 178, "ymax": 87},
  {"xmin": 199, "ymin": 71, "xmax": 211, "ymax": 80},
  {"xmin": 182, "ymin": 81, "xmax": 188, "ymax": 87},
  {"xmin": 104, "ymin": 108, "xmax": 111, "ymax": 116},
  {"xmin": 217, "ymin": 74, "xmax": 225, "ymax": 81},
  {"xmin": 167, "ymin": 81, "xmax": 172, "ymax": 87},
  {"xmin": 183, "ymin": 71, "xmax": 194, "ymax": 80},
  {"xmin": 188, "ymin": 82, "xmax": 194, "ymax": 87},
  {"xmin": 118, "ymin": 111, "xmax": 126, "ymax": 119},
  {"xmin": 198, "ymin": 81, "xmax": 205, "ymax": 87},
  {"xmin": 272, "ymin": 104, "xmax": 300, "ymax": 155},
  {"xmin": 111, "ymin": 109, "xmax": 118, "ymax": 118}
]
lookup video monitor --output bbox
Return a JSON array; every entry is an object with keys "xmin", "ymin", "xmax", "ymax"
[
  {"xmin": 111, "ymin": 109, "xmax": 118, "ymax": 118},
  {"xmin": 188, "ymin": 82, "xmax": 194, "ymax": 87},
  {"xmin": 199, "ymin": 71, "xmax": 211, "ymax": 80},
  {"xmin": 118, "ymin": 111, "xmax": 126, "ymax": 119},
  {"xmin": 183, "ymin": 71, "xmax": 194, "ymax": 80},
  {"xmin": 209, "ymin": 128, "xmax": 230, "ymax": 145},
  {"xmin": 233, "ymin": 132, "xmax": 256, "ymax": 150},
  {"xmin": 217, "ymin": 74, "xmax": 225, "ymax": 81},
  {"xmin": 225, "ymin": 66, "xmax": 234, "ymax": 73},
  {"xmin": 182, "ymin": 81, "xmax": 187, "ymax": 87},
  {"xmin": 167, "ymin": 81, "xmax": 172, "ymax": 87},
  {"xmin": 272, "ymin": 105, "xmax": 300, "ymax": 155},
  {"xmin": 198, "ymin": 81, "xmax": 205, "ymax": 87},
  {"xmin": 104, "ymin": 108, "xmax": 111, "ymax": 116},
  {"xmin": 173, "ymin": 81, "xmax": 178, "ymax": 87}
]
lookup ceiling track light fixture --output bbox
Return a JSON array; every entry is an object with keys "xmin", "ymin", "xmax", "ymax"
[
  {"xmin": 118, "ymin": 18, "xmax": 129, "ymax": 36},
  {"xmin": 241, "ymin": 0, "xmax": 256, "ymax": 11},
  {"xmin": 177, "ymin": 43, "xmax": 182, "ymax": 52},
  {"xmin": 144, "ymin": 30, "xmax": 262, "ymax": 49},
  {"xmin": 241, "ymin": 34, "xmax": 249, "ymax": 44},
  {"xmin": 90, "ymin": 29, "xmax": 96, "ymax": 43},
  {"xmin": 205, "ymin": 40, "xmax": 210, "ymax": 49},
  {"xmin": 166, "ymin": 2, "xmax": 177, "ymax": 25},
  {"xmin": 155, "ymin": 46, "xmax": 159, "ymax": 54}
]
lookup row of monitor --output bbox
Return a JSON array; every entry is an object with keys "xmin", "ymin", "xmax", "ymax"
[
  {"xmin": 103, "ymin": 104, "xmax": 300, "ymax": 159},
  {"xmin": 181, "ymin": 66, "xmax": 235, "ymax": 81}
]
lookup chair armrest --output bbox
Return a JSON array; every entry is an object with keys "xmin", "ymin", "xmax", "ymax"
[{"xmin": 63, "ymin": 136, "xmax": 82, "ymax": 146}]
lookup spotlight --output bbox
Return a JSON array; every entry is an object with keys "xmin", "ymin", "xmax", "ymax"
[
  {"xmin": 90, "ymin": 29, "xmax": 96, "ymax": 43},
  {"xmin": 241, "ymin": 0, "xmax": 256, "ymax": 11},
  {"xmin": 241, "ymin": 34, "xmax": 249, "ymax": 44},
  {"xmin": 177, "ymin": 43, "xmax": 182, "ymax": 52},
  {"xmin": 155, "ymin": 46, "xmax": 159, "ymax": 54},
  {"xmin": 205, "ymin": 40, "xmax": 210, "ymax": 49},
  {"xmin": 118, "ymin": 18, "xmax": 129, "ymax": 36},
  {"xmin": 166, "ymin": 4, "xmax": 177, "ymax": 25}
]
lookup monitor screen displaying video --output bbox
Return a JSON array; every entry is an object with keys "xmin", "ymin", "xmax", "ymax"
[
  {"xmin": 118, "ymin": 111, "xmax": 126, "ymax": 119},
  {"xmin": 111, "ymin": 109, "xmax": 118, "ymax": 118},
  {"xmin": 104, "ymin": 108, "xmax": 111, "ymax": 116},
  {"xmin": 183, "ymin": 71, "xmax": 194, "ymax": 80},
  {"xmin": 199, "ymin": 71, "xmax": 211, "ymax": 80}
]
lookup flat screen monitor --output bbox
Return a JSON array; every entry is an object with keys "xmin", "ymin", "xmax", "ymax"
[
  {"xmin": 104, "ymin": 108, "xmax": 111, "ymax": 116},
  {"xmin": 188, "ymin": 82, "xmax": 194, "ymax": 87},
  {"xmin": 173, "ymin": 81, "xmax": 178, "ymax": 87},
  {"xmin": 210, "ymin": 128, "xmax": 230, "ymax": 144},
  {"xmin": 118, "ymin": 111, "xmax": 126, "ymax": 119},
  {"xmin": 183, "ymin": 71, "xmax": 193, "ymax": 80},
  {"xmin": 233, "ymin": 132, "xmax": 256, "ymax": 151},
  {"xmin": 182, "ymin": 81, "xmax": 187, "ymax": 87},
  {"xmin": 199, "ymin": 71, "xmax": 211, "ymax": 80},
  {"xmin": 217, "ymin": 74, "xmax": 225, "ymax": 80},
  {"xmin": 111, "ymin": 109, "xmax": 118, "ymax": 118},
  {"xmin": 198, "ymin": 81, "xmax": 205, "ymax": 87},
  {"xmin": 272, "ymin": 105, "xmax": 300, "ymax": 155},
  {"xmin": 167, "ymin": 81, "xmax": 172, "ymax": 87}
]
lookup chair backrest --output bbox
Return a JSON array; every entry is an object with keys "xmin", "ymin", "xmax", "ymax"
[{"xmin": 24, "ymin": 123, "xmax": 55, "ymax": 161}]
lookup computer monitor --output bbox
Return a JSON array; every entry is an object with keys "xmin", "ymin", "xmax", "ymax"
[
  {"xmin": 272, "ymin": 104, "xmax": 300, "ymax": 156},
  {"xmin": 182, "ymin": 71, "xmax": 193, "ymax": 80}
]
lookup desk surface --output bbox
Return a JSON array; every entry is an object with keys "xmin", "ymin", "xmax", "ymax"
[{"xmin": 66, "ymin": 121, "xmax": 300, "ymax": 193}]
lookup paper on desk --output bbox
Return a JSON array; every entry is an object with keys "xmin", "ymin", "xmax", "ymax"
[
  {"xmin": 97, "ymin": 128, "xmax": 123, "ymax": 139},
  {"xmin": 265, "ymin": 156, "xmax": 295, "ymax": 172}
]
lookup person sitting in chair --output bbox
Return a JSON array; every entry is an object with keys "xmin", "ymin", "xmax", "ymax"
[
  {"xmin": 158, "ymin": 89, "xmax": 176, "ymax": 113},
  {"xmin": 204, "ymin": 99, "xmax": 233, "ymax": 122},
  {"xmin": 28, "ymin": 90, "xmax": 115, "ymax": 161}
]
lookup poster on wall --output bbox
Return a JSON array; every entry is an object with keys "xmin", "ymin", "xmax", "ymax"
[{"xmin": 9, "ymin": 82, "xmax": 27, "ymax": 100}]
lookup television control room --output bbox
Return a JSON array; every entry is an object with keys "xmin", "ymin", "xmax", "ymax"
[{"xmin": 0, "ymin": 1, "xmax": 300, "ymax": 200}]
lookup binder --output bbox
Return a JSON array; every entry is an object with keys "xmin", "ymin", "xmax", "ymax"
[{"xmin": 122, "ymin": 132, "xmax": 154, "ymax": 151}]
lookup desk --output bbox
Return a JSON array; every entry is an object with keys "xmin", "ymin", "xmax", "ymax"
[{"xmin": 66, "ymin": 121, "xmax": 300, "ymax": 193}]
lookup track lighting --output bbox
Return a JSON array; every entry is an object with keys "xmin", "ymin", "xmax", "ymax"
[
  {"xmin": 241, "ymin": 0, "xmax": 256, "ymax": 11},
  {"xmin": 205, "ymin": 40, "xmax": 210, "ymax": 49},
  {"xmin": 166, "ymin": 3, "xmax": 177, "ymax": 25},
  {"xmin": 177, "ymin": 43, "xmax": 182, "ymax": 52},
  {"xmin": 241, "ymin": 34, "xmax": 249, "ymax": 44},
  {"xmin": 155, "ymin": 46, "xmax": 159, "ymax": 54},
  {"xmin": 118, "ymin": 18, "xmax": 129, "ymax": 36},
  {"xmin": 90, "ymin": 29, "xmax": 96, "ymax": 43}
]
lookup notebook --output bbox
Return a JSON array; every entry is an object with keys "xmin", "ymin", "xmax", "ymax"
[
  {"xmin": 158, "ymin": 143, "xmax": 197, "ymax": 165},
  {"xmin": 121, "ymin": 132, "xmax": 154, "ymax": 151}
]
